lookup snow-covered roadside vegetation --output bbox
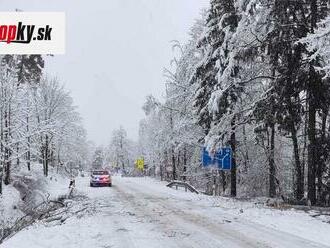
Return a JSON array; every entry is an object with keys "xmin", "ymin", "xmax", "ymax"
[
  {"xmin": 0, "ymin": 55, "xmax": 91, "ymax": 240},
  {"xmin": 138, "ymin": 0, "xmax": 330, "ymax": 207},
  {"xmin": 0, "ymin": 165, "xmax": 78, "ymax": 243}
]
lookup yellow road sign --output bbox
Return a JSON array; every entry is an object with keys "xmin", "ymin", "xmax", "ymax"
[{"xmin": 136, "ymin": 158, "xmax": 144, "ymax": 170}]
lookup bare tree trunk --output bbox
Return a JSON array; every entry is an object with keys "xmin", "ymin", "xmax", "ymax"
[
  {"xmin": 0, "ymin": 83, "xmax": 3, "ymax": 194},
  {"xmin": 306, "ymin": 0, "xmax": 319, "ymax": 207},
  {"xmin": 162, "ymin": 151, "xmax": 168, "ymax": 181},
  {"xmin": 302, "ymin": 102, "xmax": 308, "ymax": 192},
  {"xmin": 160, "ymin": 163, "xmax": 163, "ymax": 181},
  {"xmin": 177, "ymin": 150, "xmax": 181, "ymax": 180},
  {"xmin": 0, "ymin": 168, "xmax": 2, "ymax": 195},
  {"xmin": 307, "ymin": 70, "xmax": 317, "ymax": 205},
  {"xmin": 183, "ymin": 146, "xmax": 187, "ymax": 182},
  {"xmin": 16, "ymin": 143, "xmax": 19, "ymax": 167},
  {"xmin": 317, "ymin": 110, "xmax": 327, "ymax": 203},
  {"xmin": 285, "ymin": 93, "xmax": 303, "ymax": 200},
  {"xmin": 290, "ymin": 120, "xmax": 303, "ymax": 201},
  {"xmin": 269, "ymin": 124, "xmax": 276, "ymax": 198},
  {"xmin": 4, "ymin": 103, "xmax": 11, "ymax": 185},
  {"xmin": 230, "ymin": 117, "xmax": 237, "ymax": 197},
  {"xmin": 172, "ymin": 147, "xmax": 176, "ymax": 181},
  {"xmin": 221, "ymin": 170, "xmax": 226, "ymax": 194},
  {"xmin": 242, "ymin": 124, "xmax": 249, "ymax": 173},
  {"xmin": 213, "ymin": 171, "xmax": 217, "ymax": 196},
  {"xmin": 44, "ymin": 135, "xmax": 49, "ymax": 177},
  {"xmin": 57, "ymin": 151, "xmax": 61, "ymax": 174},
  {"xmin": 26, "ymin": 115, "xmax": 31, "ymax": 171}
]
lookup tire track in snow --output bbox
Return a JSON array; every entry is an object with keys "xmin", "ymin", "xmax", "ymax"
[
  {"xmin": 112, "ymin": 182, "xmax": 264, "ymax": 248},
  {"xmin": 114, "ymin": 178, "xmax": 328, "ymax": 248}
]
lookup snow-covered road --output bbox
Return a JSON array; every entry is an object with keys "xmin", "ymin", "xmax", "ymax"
[{"xmin": 2, "ymin": 176, "xmax": 330, "ymax": 248}]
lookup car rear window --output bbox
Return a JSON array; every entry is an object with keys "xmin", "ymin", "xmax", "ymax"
[{"xmin": 92, "ymin": 171, "xmax": 109, "ymax": 175}]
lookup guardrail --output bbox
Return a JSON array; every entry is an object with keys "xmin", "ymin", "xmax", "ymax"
[{"xmin": 166, "ymin": 181, "xmax": 199, "ymax": 194}]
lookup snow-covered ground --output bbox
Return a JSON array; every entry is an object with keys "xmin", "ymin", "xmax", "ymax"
[
  {"xmin": 2, "ymin": 176, "xmax": 330, "ymax": 248},
  {"xmin": 0, "ymin": 184, "xmax": 24, "ymax": 226},
  {"xmin": 0, "ymin": 166, "xmax": 72, "ymax": 240}
]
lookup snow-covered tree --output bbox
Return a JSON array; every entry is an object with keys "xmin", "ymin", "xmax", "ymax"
[
  {"xmin": 138, "ymin": 0, "xmax": 330, "ymax": 206},
  {"xmin": 0, "ymin": 56, "xmax": 89, "ymax": 192},
  {"xmin": 106, "ymin": 126, "xmax": 137, "ymax": 173}
]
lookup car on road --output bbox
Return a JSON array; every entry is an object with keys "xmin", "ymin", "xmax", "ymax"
[{"xmin": 90, "ymin": 170, "xmax": 112, "ymax": 187}]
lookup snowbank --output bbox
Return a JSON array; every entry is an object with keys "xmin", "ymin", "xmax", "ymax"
[
  {"xmin": 1, "ymin": 164, "xmax": 72, "ymax": 242},
  {"xmin": 0, "ymin": 184, "xmax": 24, "ymax": 226}
]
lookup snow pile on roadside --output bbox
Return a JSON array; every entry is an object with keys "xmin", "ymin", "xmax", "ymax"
[
  {"xmin": 14, "ymin": 165, "xmax": 72, "ymax": 202},
  {"xmin": 0, "ymin": 184, "xmax": 24, "ymax": 227},
  {"xmin": 1, "ymin": 165, "xmax": 73, "ymax": 241}
]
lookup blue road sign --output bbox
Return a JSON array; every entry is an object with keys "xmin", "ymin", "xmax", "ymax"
[
  {"xmin": 202, "ymin": 147, "xmax": 213, "ymax": 167},
  {"xmin": 202, "ymin": 147, "xmax": 232, "ymax": 170},
  {"xmin": 215, "ymin": 147, "xmax": 232, "ymax": 170}
]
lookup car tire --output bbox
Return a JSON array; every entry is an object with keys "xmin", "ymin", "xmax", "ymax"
[
  {"xmin": 90, "ymin": 183, "xmax": 93, "ymax": 187},
  {"xmin": 109, "ymin": 183, "xmax": 112, "ymax": 187}
]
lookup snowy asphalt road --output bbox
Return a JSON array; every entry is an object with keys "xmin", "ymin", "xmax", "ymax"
[{"xmin": 2, "ymin": 176, "xmax": 330, "ymax": 248}]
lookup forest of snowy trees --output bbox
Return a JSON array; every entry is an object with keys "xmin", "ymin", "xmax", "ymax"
[
  {"xmin": 0, "ymin": 55, "xmax": 89, "ymax": 195},
  {"xmin": 90, "ymin": 126, "xmax": 137, "ymax": 173},
  {"xmin": 138, "ymin": 0, "xmax": 330, "ymax": 206}
]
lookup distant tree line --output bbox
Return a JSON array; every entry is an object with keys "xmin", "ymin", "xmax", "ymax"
[{"xmin": 90, "ymin": 126, "xmax": 137, "ymax": 173}]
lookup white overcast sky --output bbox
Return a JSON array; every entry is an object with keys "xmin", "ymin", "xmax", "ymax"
[{"xmin": 0, "ymin": 0, "xmax": 209, "ymax": 145}]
